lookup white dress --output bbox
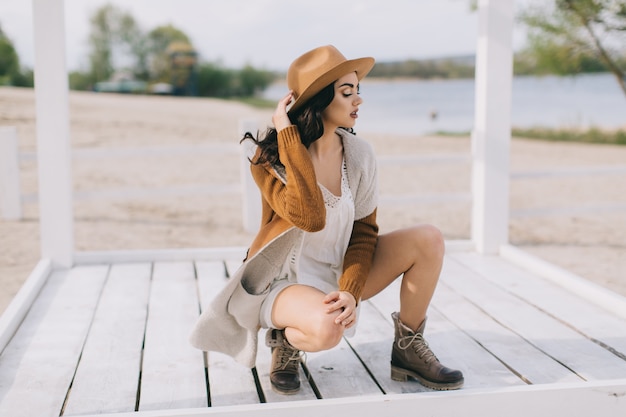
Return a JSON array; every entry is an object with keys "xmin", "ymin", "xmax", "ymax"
[{"xmin": 259, "ymin": 159, "xmax": 356, "ymax": 330}]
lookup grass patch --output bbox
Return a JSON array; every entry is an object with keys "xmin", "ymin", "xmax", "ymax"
[
  {"xmin": 433, "ymin": 130, "xmax": 471, "ymax": 137},
  {"xmin": 435, "ymin": 127, "xmax": 626, "ymax": 145},
  {"xmin": 231, "ymin": 96, "xmax": 276, "ymax": 109},
  {"xmin": 512, "ymin": 127, "xmax": 626, "ymax": 145}
]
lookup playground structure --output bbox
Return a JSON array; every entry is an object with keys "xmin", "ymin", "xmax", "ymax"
[{"xmin": 167, "ymin": 41, "xmax": 198, "ymax": 96}]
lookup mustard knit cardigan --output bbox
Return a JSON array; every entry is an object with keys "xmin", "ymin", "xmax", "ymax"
[{"xmin": 189, "ymin": 125, "xmax": 379, "ymax": 368}]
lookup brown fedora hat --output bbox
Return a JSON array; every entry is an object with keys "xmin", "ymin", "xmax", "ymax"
[{"xmin": 287, "ymin": 45, "xmax": 375, "ymax": 113}]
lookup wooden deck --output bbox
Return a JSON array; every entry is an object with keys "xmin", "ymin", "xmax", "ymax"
[{"xmin": 1, "ymin": 245, "xmax": 625, "ymax": 417}]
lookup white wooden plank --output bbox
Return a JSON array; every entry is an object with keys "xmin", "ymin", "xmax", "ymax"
[
  {"xmin": 365, "ymin": 277, "xmax": 400, "ymax": 323},
  {"xmin": 443, "ymin": 239, "xmax": 475, "ymax": 253},
  {"xmin": 74, "ymin": 247, "xmax": 248, "ymax": 265},
  {"xmin": 499, "ymin": 245, "xmax": 626, "ymax": 321},
  {"xmin": 63, "ymin": 263, "xmax": 152, "ymax": 415},
  {"xmin": 0, "ymin": 269, "xmax": 67, "ymax": 413},
  {"xmin": 204, "ymin": 351, "xmax": 259, "ymax": 407},
  {"xmin": 380, "ymin": 192, "xmax": 471, "ymax": 205},
  {"xmin": 368, "ymin": 278, "xmax": 525, "ymax": 388},
  {"xmin": 432, "ymin": 276, "xmax": 582, "ymax": 384},
  {"xmin": 442, "ymin": 256, "xmax": 626, "ymax": 380},
  {"xmin": 14, "ymin": 143, "xmax": 237, "ymax": 162},
  {"xmin": 427, "ymin": 308, "xmax": 525, "ymax": 388},
  {"xmin": 72, "ymin": 379, "xmax": 626, "ymax": 417},
  {"xmin": 195, "ymin": 261, "xmax": 260, "ymax": 407},
  {"xmin": 377, "ymin": 153, "xmax": 470, "ymax": 166},
  {"xmin": 32, "ymin": 0, "xmax": 73, "ymax": 267},
  {"xmin": 139, "ymin": 262, "xmax": 207, "ymax": 411},
  {"xmin": 0, "ymin": 258, "xmax": 52, "ymax": 353},
  {"xmin": 224, "ymin": 260, "xmax": 243, "ymax": 278},
  {"xmin": 195, "ymin": 261, "xmax": 228, "ymax": 311},
  {"xmin": 303, "ymin": 337, "xmax": 382, "ymax": 399},
  {"xmin": 0, "ymin": 265, "xmax": 108, "ymax": 417},
  {"xmin": 344, "ymin": 300, "xmax": 430, "ymax": 394},
  {"xmin": 454, "ymin": 251, "xmax": 626, "ymax": 357}
]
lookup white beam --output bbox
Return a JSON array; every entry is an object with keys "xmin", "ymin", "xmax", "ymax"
[
  {"xmin": 75, "ymin": 379, "xmax": 626, "ymax": 417},
  {"xmin": 0, "ymin": 259, "xmax": 52, "ymax": 353},
  {"xmin": 500, "ymin": 244, "xmax": 626, "ymax": 321},
  {"xmin": 239, "ymin": 119, "xmax": 261, "ymax": 235},
  {"xmin": 471, "ymin": 0, "xmax": 514, "ymax": 254},
  {"xmin": 32, "ymin": 0, "xmax": 74, "ymax": 267},
  {"xmin": 0, "ymin": 126, "xmax": 22, "ymax": 220}
]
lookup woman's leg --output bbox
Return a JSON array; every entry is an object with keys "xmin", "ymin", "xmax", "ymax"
[
  {"xmin": 361, "ymin": 224, "xmax": 444, "ymax": 327},
  {"xmin": 361, "ymin": 224, "xmax": 464, "ymax": 390},
  {"xmin": 266, "ymin": 284, "xmax": 346, "ymax": 394},
  {"xmin": 271, "ymin": 284, "xmax": 345, "ymax": 352}
]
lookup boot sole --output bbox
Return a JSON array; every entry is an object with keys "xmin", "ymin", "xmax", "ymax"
[
  {"xmin": 391, "ymin": 365, "xmax": 464, "ymax": 391},
  {"xmin": 270, "ymin": 383, "xmax": 301, "ymax": 395}
]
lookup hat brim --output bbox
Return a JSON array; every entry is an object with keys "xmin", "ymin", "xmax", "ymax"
[{"xmin": 288, "ymin": 57, "xmax": 375, "ymax": 114}]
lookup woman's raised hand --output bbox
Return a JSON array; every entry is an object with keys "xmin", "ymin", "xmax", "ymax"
[{"xmin": 272, "ymin": 91, "xmax": 294, "ymax": 131}]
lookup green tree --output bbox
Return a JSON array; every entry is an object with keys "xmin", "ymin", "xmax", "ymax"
[
  {"xmin": 78, "ymin": 6, "xmax": 272, "ymax": 98},
  {"xmin": 519, "ymin": 0, "xmax": 626, "ymax": 96},
  {"xmin": 87, "ymin": 4, "xmax": 145, "ymax": 83},
  {"xmin": 195, "ymin": 63, "xmax": 276, "ymax": 98},
  {"xmin": 68, "ymin": 71, "xmax": 94, "ymax": 90},
  {"xmin": 0, "ymin": 25, "xmax": 20, "ymax": 85},
  {"xmin": 237, "ymin": 65, "xmax": 274, "ymax": 96},
  {"xmin": 196, "ymin": 62, "xmax": 234, "ymax": 97},
  {"xmin": 118, "ymin": 12, "xmax": 149, "ymax": 80}
]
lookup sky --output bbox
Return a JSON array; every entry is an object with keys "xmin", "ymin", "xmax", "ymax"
[{"xmin": 0, "ymin": 0, "xmax": 529, "ymax": 72}]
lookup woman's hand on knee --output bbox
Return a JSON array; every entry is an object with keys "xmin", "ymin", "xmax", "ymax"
[{"xmin": 323, "ymin": 291, "xmax": 357, "ymax": 329}]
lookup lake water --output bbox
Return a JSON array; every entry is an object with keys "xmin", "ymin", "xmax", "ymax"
[{"xmin": 262, "ymin": 73, "xmax": 626, "ymax": 136}]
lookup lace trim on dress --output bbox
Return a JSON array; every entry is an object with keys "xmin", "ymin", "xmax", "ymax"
[
  {"xmin": 320, "ymin": 186, "xmax": 341, "ymax": 208},
  {"xmin": 319, "ymin": 160, "xmax": 351, "ymax": 209}
]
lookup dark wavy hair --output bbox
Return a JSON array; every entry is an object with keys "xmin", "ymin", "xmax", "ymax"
[{"xmin": 241, "ymin": 82, "xmax": 354, "ymax": 167}]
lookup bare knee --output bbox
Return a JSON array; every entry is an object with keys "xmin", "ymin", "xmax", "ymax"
[
  {"xmin": 410, "ymin": 224, "xmax": 445, "ymax": 261},
  {"xmin": 306, "ymin": 312, "xmax": 344, "ymax": 351}
]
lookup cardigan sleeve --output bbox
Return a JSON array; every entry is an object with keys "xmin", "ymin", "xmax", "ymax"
[
  {"xmin": 250, "ymin": 125, "xmax": 326, "ymax": 232},
  {"xmin": 338, "ymin": 209, "xmax": 379, "ymax": 302}
]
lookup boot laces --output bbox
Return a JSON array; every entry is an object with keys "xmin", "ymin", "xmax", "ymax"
[
  {"xmin": 276, "ymin": 343, "xmax": 304, "ymax": 371},
  {"xmin": 397, "ymin": 333, "xmax": 438, "ymax": 364}
]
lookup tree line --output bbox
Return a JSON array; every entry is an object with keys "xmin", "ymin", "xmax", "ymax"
[{"xmin": 67, "ymin": 4, "xmax": 275, "ymax": 97}]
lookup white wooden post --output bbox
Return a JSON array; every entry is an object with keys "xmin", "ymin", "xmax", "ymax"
[
  {"xmin": 471, "ymin": 0, "xmax": 514, "ymax": 254},
  {"xmin": 239, "ymin": 119, "xmax": 261, "ymax": 234},
  {"xmin": 0, "ymin": 127, "xmax": 22, "ymax": 220},
  {"xmin": 32, "ymin": 0, "xmax": 74, "ymax": 267}
]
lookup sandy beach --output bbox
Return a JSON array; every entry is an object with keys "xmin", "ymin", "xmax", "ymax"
[{"xmin": 1, "ymin": 86, "xmax": 625, "ymax": 315}]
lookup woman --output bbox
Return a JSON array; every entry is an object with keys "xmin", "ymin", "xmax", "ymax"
[{"xmin": 190, "ymin": 45, "xmax": 463, "ymax": 394}]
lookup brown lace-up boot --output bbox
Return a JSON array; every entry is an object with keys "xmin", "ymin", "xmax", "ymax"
[
  {"xmin": 390, "ymin": 312, "xmax": 464, "ymax": 390},
  {"xmin": 265, "ymin": 328, "xmax": 302, "ymax": 394}
]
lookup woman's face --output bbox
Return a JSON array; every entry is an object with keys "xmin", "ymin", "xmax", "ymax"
[{"xmin": 322, "ymin": 72, "xmax": 363, "ymax": 129}]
